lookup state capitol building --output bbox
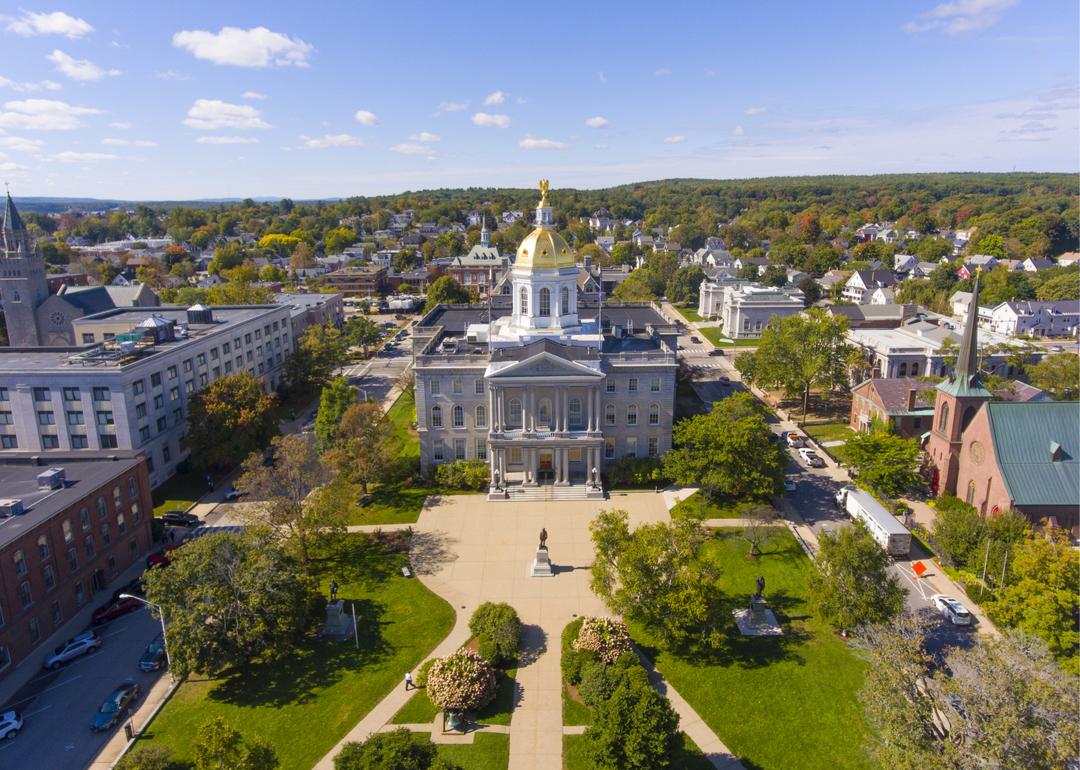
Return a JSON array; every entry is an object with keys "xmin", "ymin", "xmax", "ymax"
[{"xmin": 412, "ymin": 182, "xmax": 678, "ymax": 500}]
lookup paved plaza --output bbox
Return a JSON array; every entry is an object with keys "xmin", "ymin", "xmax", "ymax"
[{"xmin": 316, "ymin": 491, "xmax": 742, "ymax": 770}]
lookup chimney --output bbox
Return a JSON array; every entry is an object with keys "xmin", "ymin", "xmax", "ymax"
[{"xmin": 906, "ymin": 389, "xmax": 917, "ymax": 411}]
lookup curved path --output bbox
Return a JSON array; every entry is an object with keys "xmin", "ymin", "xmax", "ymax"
[{"xmin": 315, "ymin": 491, "xmax": 742, "ymax": 770}]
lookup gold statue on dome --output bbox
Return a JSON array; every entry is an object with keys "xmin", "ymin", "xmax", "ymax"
[{"xmin": 539, "ymin": 178, "xmax": 549, "ymax": 204}]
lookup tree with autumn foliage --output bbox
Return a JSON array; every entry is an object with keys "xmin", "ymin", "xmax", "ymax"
[{"xmin": 186, "ymin": 373, "xmax": 279, "ymax": 471}]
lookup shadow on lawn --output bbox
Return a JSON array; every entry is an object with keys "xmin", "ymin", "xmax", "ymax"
[{"xmin": 208, "ymin": 596, "xmax": 392, "ymax": 709}]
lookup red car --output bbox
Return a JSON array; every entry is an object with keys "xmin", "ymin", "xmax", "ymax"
[
  {"xmin": 145, "ymin": 544, "xmax": 176, "ymax": 569},
  {"xmin": 92, "ymin": 595, "xmax": 142, "ymax": 625}
]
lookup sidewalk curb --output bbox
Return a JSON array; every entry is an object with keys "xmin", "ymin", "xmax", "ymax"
[{"xmin": 92, "ymin": 674, "xmax": 183, "ymax": 769}]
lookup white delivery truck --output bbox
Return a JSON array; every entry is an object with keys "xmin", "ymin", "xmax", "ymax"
[{"xmin": 834, "ymin": 486, "xmax": 912, "ymax": 557}]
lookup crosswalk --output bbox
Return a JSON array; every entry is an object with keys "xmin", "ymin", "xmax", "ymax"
[{"xmin": 679, "ymin": 345, "xmax": 712, "ymax": 354}]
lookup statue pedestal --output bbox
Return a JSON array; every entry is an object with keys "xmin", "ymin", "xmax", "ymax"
[
  {"xmin": 732, "ymin": 597, "xmax": 783, "ymax": 636},
  {"xmin": 530, "ymin": 546, "xmax": 554, "ymax": 578},
  {"xmin": 319, "ymin": 599, "xmax": 354, "ymax": 640}
]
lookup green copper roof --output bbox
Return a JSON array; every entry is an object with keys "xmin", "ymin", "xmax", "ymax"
[{"xmin": 986, "ymin": 401, "xmax": 1080, "ymax": 507}]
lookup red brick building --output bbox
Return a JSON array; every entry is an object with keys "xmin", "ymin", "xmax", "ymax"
[
  {"xmin": 0, "ymin": 452, "xmax": 153, "ymax": 680},
  {"xmin": 849, "ymin": 377, "xmax": 936, "ymax": 438}
]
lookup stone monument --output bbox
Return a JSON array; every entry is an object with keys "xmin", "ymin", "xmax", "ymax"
[
  {"xmin": 732, "ymin": 577, "xmax": 782, "ymax": 636},
  {"xmin": 320, "ymin": 599, "xmax": 354, "ymax": 639},
  {"xmin": 530, "ymin": 527, "xmax": 554, "ymax": 577}
]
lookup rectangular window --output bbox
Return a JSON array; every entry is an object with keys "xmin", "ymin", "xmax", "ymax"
[
  {"xmin": 196, "ymin": 353, "xmax": 206, "ymax": 367},
  {"xmin": 80, "ymin": 508, "xmax": 90, "ymax": 530},
  {"xmin": 92, "ymin": 387, "xmax": 110, "ymax": 402},
  {"xmin": 67, "ymin": 547, "xmax": 77, "ymax": 572},
  {"xmin": 32, "ymin": 387, "xmax": 50, "ymax": 402},
  {"xmin": 139, "ymin": 426, "xmax": 151, "ymax": 442},
  {"xmin": 84, "ymin": 535, "xmax": 95, "ymax": 558},
  {"xmin": 74, "ymin": 582, "xmax": 85, "ymax": 607},
  {"xmin": 605, "ymin": 407, "xmax": 616, "ymax": 427},
  {"xmin": 132, "ymin": 380, "xmax": 144, "ymax": 396},
  {"xmin": 475, "ymin": 439, "xmax": 487, "ymax": 459},
  {"xmin": 224, "ymin": 361, "xmax": 233, "ymax": 373},
  {"xmin": 475, "ymin": 379, "xmax": 485, "ymax": 395},
  {"xmin": 63, "ymin": 387, "xmax": 80, "ymax": 401},
  {"xmin": 0, "ymin": 411, "xmax": 11, "ymax": 424},
  {"xmin": 173, "ymin": 408, "xmax": 182, "ymax": 424},
  {"xmin": 650, "ymin": 377, "xmax": 661, "ymax": 393},
  {"xmin": 167, "ymin": 365, "xmax": 178, "ymax": 380},
  {"xmin": 182, "ymin": 359, "xmax": 193, "ymax": 373},
  {"xmin": 0, "ymin": 387, "xmax": 7, "ymax": 401},
  {"xmin": 429, "ymin": 379, "xmax": 440, "ymax": 395},
  {"xmin": 153, "ymin": 394, "xmax": 164, "ymax": 409},
  {"xmin": 510, "ymin": 447, "xmax": 523, "ymax": 464},
  {"xmin": 454, "ymin": 438, "xmax": 466, "ymax": 461},
  {"xmin": 43, "ymin": 564, "xmax": 55, "ymax": 591},
  {"xmin": 135, "ymin": 403, "xmax": 147, "ymax": 419},
  {"xmin": 452, "ymin": 378, "xmax": 462, "ymax": 394},
  {"xmin": 605, "ymin": 440, "xmax": 615, "ymax": 459},
  {"xmin": 433, "ymin": 439, "xmax": 445, "ymax": 461},
  {"xmin": 648, "ymin": 437, "xmax": 659, "ymax": 457},
  {"xmin": 628, "ymin": 378, "xmax": 638, "ymax": 393},
  {"xmin": 169, "ymin": 387, "xmax": 180, "ymax": 401},
  {"xmin": 223, "ymin": 342, "xmax": 230, "ymax": 354},
  {"xmin": 18, "ymin": 582, "xmax": 31, "ymax": 608},
  {"xmin": 234, "ymin": 337, "xmax": 241, "ymax": 350},
  {"xmin": 81, "ymin": 333, "xmax": 94, "ymax": 344},
  {"xmin": 96, "ymin": 411, "xmax": 114, "ymax": 426},
  {"xmin": 1, "ymin": 436, "xmax": 17, "ymax": 449},
  {"xmin": 66, "ymin": 410, "xmax": 84, "ymax": 425},
  {"xmin": 28, "ymin": 618, "xmax": 39, "ymax": 644},
  {"xmin": 627, "ymin": 408, "xmax": 638, "ymax": 426},
  {"xmin": 157, "ymin": 417, "xmax": 167, "ymax": 432},
  {"xmin": 151, "ymin": 372, "xmax": 162, "ymax": 388},
  {"xmin": 99, "ymin": 434, "xmax": 118, "ymax": 449},
  {"xmin": 101, "ymin": 525, "xmax": 111, "ymax": 548},
  {"xmin": 51, "ymin": 600, "xmax": 62, "ymax": 626},
  {"xmin": 606, "ymin": 381, "xmax": 616, "ymax": 393},
  {"xmin": 71, "ymin": 434, "xmax": 88, "ymax": 449},
  {"xmin": 116, "ymin": 512, "xmax": 126, "ymax": 535},
  {"xmin": 649, "ymin": 405, "xmax": 660, "ymax": 426},
  {"xmin": 130, "ymin": 503, "xmax": 140, "ymax": 524},
  {"xmin": 245, "ymin": 333, "xmax": 252, "ymax": 344},
  {"xmin": 162, "ymin": 445, "xmax": 171, "ymax": 463},
  {"xmin": 37, "ymin": 411, "xmax": 55, "ymax": 426},
  {"xmin": 626, "ymin": 437, "xmax": 638, "ymax": 458},
  {"xmin": 41, "ymin": 435, "xmax": 59, "ymax": 449}
]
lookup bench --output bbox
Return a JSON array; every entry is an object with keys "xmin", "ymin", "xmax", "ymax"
[{"xmin": 401, "ymin": 566, "xmax": 412, "ymax": 578}]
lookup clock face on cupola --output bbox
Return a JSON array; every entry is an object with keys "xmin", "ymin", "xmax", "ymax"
[{"xmin": 50, "ymin": 311, "xmax": 66, "ymax": 327}]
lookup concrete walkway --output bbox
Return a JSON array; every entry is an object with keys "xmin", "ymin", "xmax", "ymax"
[{"xmin": 314, "ymin": 492, "xmax": 744, "ymax": 770}]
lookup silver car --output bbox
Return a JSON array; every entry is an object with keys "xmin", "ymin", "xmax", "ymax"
[
  {"xmin": 43, "ymin": 630, "xmax": 101, "ymax": 669},
  {"xmin": 0, "ymin": 711, "xmax": 22, "ymax": 740}
]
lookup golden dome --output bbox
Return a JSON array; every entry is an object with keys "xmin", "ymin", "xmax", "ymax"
[{"xmin": 516, "ymin": 227, "xmax": 575, "ymax": 270}]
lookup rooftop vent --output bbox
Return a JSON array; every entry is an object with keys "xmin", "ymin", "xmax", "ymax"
[
  {"xmin": 186, "ymin": 304, "xmax": 213, "ymax": 325},
  {"xmin": 37, "ymin": 467, "xmax": 65, "ymax": 490},
  {"xmin": 138, "ymin": 315, "xmax": 176, "ymax": 343},
  {"xmin": 0, "ymin": 499, "xmax": 25, "ymax": 517}
]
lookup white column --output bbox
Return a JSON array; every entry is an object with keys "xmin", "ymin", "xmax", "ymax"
[
  {"xmin": 553, "ymin": 388, "xmax": 560, "ymax": 434},
  {"xmin": 489, "ymin": 386, "xmax": 497, "ymax": 432},
  {"xmin": 564, "ymin": 390, "xmax": 570, "ymax": 432}
]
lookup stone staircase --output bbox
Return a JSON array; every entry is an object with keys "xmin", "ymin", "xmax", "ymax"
[{"xmin": 488, "ymin": 484, "xmax": 604, "ymax": 502}]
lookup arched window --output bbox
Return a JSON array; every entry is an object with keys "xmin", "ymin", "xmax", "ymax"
[
  {"xmin": 898, "ymin": 362, "xmax": 908, "ymax": 376},
  {"xmin": 605, "ymin": 404, "xmax": 616, "ymax": 426},
  {"xmin": 475, "ymin": 405, "xmax": 487, "ymax": 428},
  {"xmin": 452, "ymin": 405, "xmax": 464, "ymax": 428},
  {"xmin": 519, "ymin": 287, "xmax": 528, "ymax": 315},
  {"xmin": 910, "ymin": 362, "xmax": 919, "ymax": 376},
  {"xmin": 37, "ymin": 535, "xmax": 49, "ymax": 560},
  {"xmin": 509, "ymin": 399, "xmax": 522, "ymax": 427},
  {"xmin": 430, "ymin": 405, "xmax": 443, "ymax": 428},
  {"xmin": 965, "ymin": 480, "xmax": 976, "ymax": 505},
  {"xmin": 627, "ymin": 405, "xmax": 638, "ymax": 426},
  {"xmin": 538, "ymin": 399, "xmax": 551, "ymax": 426},
  {"xmin": 568, "ymin": 398, "xmax": 581, "ymax": 426},
  {"xmin": 938, "ymin": 402, "xmax": 949, "ymax": 431},
  {"xmin": 539, "ymin": 288, "xmax": 551, "ymax": 316},
  {"xmin": 649, "ymin": 403, "xmax": 660, "ymax": 426},
  {"xmin": 12, "ymin": 550, "xmax": 25, "ymax": 577},
  {"xmin": 560, "ymin": 286, "xmax": 569, "ymax": 315}
]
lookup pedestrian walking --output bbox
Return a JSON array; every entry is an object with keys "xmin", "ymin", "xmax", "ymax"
[{"xmin": 404, "ymin": 671, "xmax": 413, "ymax": 690}]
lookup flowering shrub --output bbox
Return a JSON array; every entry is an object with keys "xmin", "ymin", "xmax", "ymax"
[
  {"xmin": 573, "ymin": 617, "xmax": 632, "ymax": 665},
  {"xmin": 425, "ymin": 650, "xmax": 497, "ymax": 711}
]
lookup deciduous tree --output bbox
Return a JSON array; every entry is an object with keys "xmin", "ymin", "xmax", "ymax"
[
  {"xmin": 843, "ymin": 430, "xmax": 924, "ymax": 499},
  {"xmin": 583, "ymin": 665, "xmax": 681, "ymax": 770},
  {"xmin": 315, "ymin": 377, "xmax": 359, "ymax": 450},
  {"xmin": 328, "ymin": 402, "xmax": 393, "ymax": 493},
  {"xmin": 186, "ymin": 373, "xmax": 278, "ymax": 471},
  {"xmin": 423, "ymin": 275, "xmax": 470, "ymax": 311},
  {"xmin": 1028, "ymin": 353, "xmax": 1079, "ymax": 400},
  {"xmin": 193, "ymin": 716, "xmax": 279, "ymax": 770}
]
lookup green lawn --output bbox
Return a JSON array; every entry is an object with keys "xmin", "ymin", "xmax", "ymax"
[
  {"xmin": 151, "ymin": 468, "xmax": 207, "ymax": 516},
  {"xmin": 632, "ymin": 528, "xmax": 873, "ymax": 770},
  {"xmin": 386, "ymin": 387, "xmax": 420, "ymax": 478},
  {"xmin": 562, "ymin": 682, "xmax": 592, "ymax": 726},
  {"xmin": 436, "ymin": 732, "xmax": 509, "ymax": 770},
  {"xmin": 698, "ymin": 327, "xmax": 732, "ymax": 346},
  {"xmin": 392, "ymin": 669, "xmax": 518, "ymax": 727},
  {"xmin": 671, "ymin": 491, "xmax": 771, "ymax": 520},
  {"xmin": 135, "ymin": 534, "xmax": 456, "ymax": 769},
  {"xmin": 564, "ymin": 732, "xmax": 714, "ymax": 770},
  {"xmin": 676, "ymin": 304, "xmax": 704, "ymax": 323},
  {"xmin": 802, "ymin": 421, "xmax": 856, "ymax": 445}
]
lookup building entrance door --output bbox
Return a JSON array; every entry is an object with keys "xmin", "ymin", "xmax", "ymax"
[{"xmin": 538, "ymin": 450, "xmax": 554, "ymax": 483}]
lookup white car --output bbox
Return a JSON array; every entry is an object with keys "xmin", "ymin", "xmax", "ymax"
[
  {"xmin": 798, "ymin": 447, "xmax": 826, "ymax": 468},
  {"xmin": 0, "ymin": 711, "xmax": 22, "ymax": 740},
  {"xmin": 932, "ymin": 594, "xmax": 973, "ymax": 626},
  {"xmin": 43, "ymin": 630, "xmax": 102, "ymax": 669}
]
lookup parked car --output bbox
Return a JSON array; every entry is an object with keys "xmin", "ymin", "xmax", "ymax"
[
  {"xmin": 718, "ymin": 375, "xmax": 731, "ymax": 386},
  {"xmin": 43, "ymin": 631, "xmax": 101, "ymax": 669},
  {"xmin": 708, "ymin": 348, "xmax": 724, "ymax": 356},
  {"xmin": 0, "ymin": 711, "xmax": 22, "ymax": 740},
  {"xmin": 798, "ymin": 447, "xmax": 826, "ymax": 468},
  {"xmin": 92, "ymin": 595, "xmax": 142, "ymax": 626},
  {"xmin": 161, "ymin": 510, "xmax": 200, "ymax": 527},
  {"xmin": 784, "ymin": 478, "xmax": 797, "ymax": 493},
  {"xmin": 111, "ymin": 577, "xmax": 145, "ymax": 602},
  {"xmin": 137, "ymin": 639, "xmax": 167, "ymax": 672},
  {"xmin": 145, "ymin": 544, "xmax": 176, "ymax": 569},
  {"xmin": 690, "ymin": 336, "xmax": 702, "ymax": 344},
  {"xmin": 89, "ymin": 681, "xmax": 140, "ymax": 732},
  {"xmin": 785, "ymin": 432, "xmax": 804, "ymax": 448},
  {"xmin": 223, "ymin": 487, "xmax": 244, "ymax": 502},
  {"xmin": 932, "ymin": 594, "xmax": 973, "ymax": 626}
]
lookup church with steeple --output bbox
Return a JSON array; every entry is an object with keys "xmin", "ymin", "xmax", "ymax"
[
  {"xmin": 412, "ymin": 181, "xmax": 679, "ymax": 500},
  {"xmin": 0, "ymin": 191, "xmax": 50, "ymax": 347},
  {"xmin": 926, "ymin": 270, "xmax": 1079, "ymax": 532}
]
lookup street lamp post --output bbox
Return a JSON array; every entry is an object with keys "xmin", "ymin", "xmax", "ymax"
[{"xmin": 120, "ymin": 593, "xmax": 171, "ymax": 675}]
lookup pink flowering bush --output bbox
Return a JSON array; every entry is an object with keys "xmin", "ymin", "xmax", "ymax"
[
  {"xmin": 425, "ymin": 650, "xmax": 497, "ymax": 711},
  {"xmin": 573, "ymin": 616, "xmax": 632, "ymax": 664}
]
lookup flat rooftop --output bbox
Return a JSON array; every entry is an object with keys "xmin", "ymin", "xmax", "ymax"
[{"xmin": 0, "ymin": 452, "xmax": 145, "ymax": 551}]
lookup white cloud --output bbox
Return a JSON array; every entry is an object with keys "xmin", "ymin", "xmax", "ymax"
[
  {"xmin": 6, "ymin": 11, "xmax": 92, "ymax": 39},
  {"xmin": 733, "ymin": 125, "xmax": 745, "ymax": 136},
  {"xmin": 654, "ymin": 67, "xmax": 672, "ymax": 77},
  {"xmin": 744, "ymin": 106, "xmax": 767, "ymax": 115},
  {"xmin": 704, "ymin": 68, "xmax": 716, "ymax": 78},
  {"xmin": 0, "ymin": 75, "xmax": 61, "ymax": 92},
  {"xmin": 154, "ymin": 69, "xmax": 191, "ymax": 82},
  {"xmin": 0, "ymin": 161, "xmax": 24, "ymax": 172},
  {"xmin": 195, "ymin": 136, "xmax": 259, "ymax": 144},
  {"xmin": 483, "ymin": 90, "xmax": 506, "ymax": 106},
  {"xmin": 519, "ymin": 136, "xmax": 568, "ymax": 150},
  {"xmin": 435, "ymin": 101, "xmax": 468, "ymax": 115},
  {"xmin": 0, "ymin": 136, "xmax": 44, "ymax": 152},
  {"xmin": 0, "ymin": 99, "xmax": 100, "ymax": 130},
  {"xmin": 172, "ymin": 26, "xmax": 313, "ymax": 67},
  {"xmin": 51, "ymin": 151, "xmax": 118, "ymax": 162},
  {"xmin": 515, "ymin": 96, "xmax": 527, "ymax": 105},
  {"xmin": 299, "ymin": 133, "xmax": 363, "ymax": 149},
  {"xmin": 353, "ymin": 110, "xmax": 378, "ymax": 126},
  {"xmin": 183, "ymin": 99, "xmax": 270, "ymax": 130},
  {"xmin": 47, "ymin": 50, "xmax": 120, "ymax": 81},
  {"xmin": 663, "ymin": 135, "xmax": 686, "ymax": 144},
  {"xmin": 408, "ymin": 131, "xmax": 440, "ymax": 142},
  {"xmin": 472, "ymin": 112, "xmax": 510, "ymax": 128},
  {"xmin": 904, "ymin": 0, "xmax": 1017, "ymax": 34},
  {"xmin": 109, "ymin": 121, "xmax": 132, "ymax": 129},
  {"xmin": 102, "ymin": 138, "xmax": 157, "ymax": 147},
  {"xmin": 241, "ymin": 90, "xmax": 266, "ymax": 100},
  {"xmin": 390, "ymin": 142, "xmax": 435, "ymax": 157},
  {"xmin": 585, "ymin": 116, "xmax": 609, "ymax": 129},
  {"xmin": 597, "ymin": 71, "xmax": 607, "ymax": 83}
]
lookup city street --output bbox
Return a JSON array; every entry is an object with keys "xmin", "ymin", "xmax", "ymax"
[{"xmin": 0, "ymin": 609, "xmax": 163, "ymax": 770}]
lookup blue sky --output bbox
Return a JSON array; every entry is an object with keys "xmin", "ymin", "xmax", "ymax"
[{"xmin": 0, "ymin": 0, "xmax": 1076, "ymax": 199}]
